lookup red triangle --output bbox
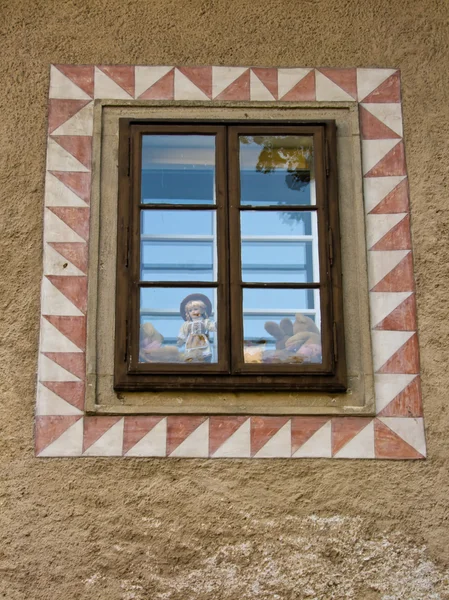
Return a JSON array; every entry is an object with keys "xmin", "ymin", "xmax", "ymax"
[
  {"xmin": 374, "ymin": 419, "xmax": 423, "ymax": 459},
  {"xmin": 48, "ymin": 207, "xmax": 89, "ymax": 241},
  {"xmin": 252, "ymin": 67, "xmax": 278, "ymax": 99},
  {"xmin": 47, "ymin": 275, "xmax": 88, "ymax": 314},
  {"xmin": 49, "ymin": 171, "xmax": 91, "ymax": 204},
  {"xmin": 178, "ymin": 66, "xmax": 212, "ymax": 98},
  {"xmin": 51, "ymin": 136, "xmax": 92, "ymax": 170},
  {"xmin": 281, "ymin": 70, "xmax": 315, "ymax": 101},
  {"xmin": 319, "ymin": 68, "xmax": 357, "ymax": 99},
  {"xmin": 139, "ymin": 69, "xmax": 174, "ymax": 100},
  {"xmin": 54, "ymin": 65, "xmax": 94, "ymax": 98},
  {"xmin": 35, "ymin": 415, "xmax": 81, "ymax": 455},
  {"xmin": 209, "ymin": 416, "xmax": 248, "ymax": 456},
  {"xmin": 365, "ymin": 141, "xmax": 406, "ymax": 177},
  {"xmin": 378, "ymin": 376, "xmax": 423, "ymax": 417},
  {"xmin": 44, "ymin": 315, "xmax": 86, "ymax": 350},
  {"xmin": 372, "ymin": 252, "xmax": 415, "ymax": 292},
  {"xmin": 360, "ymin": 106, "xmax": 401, "ymax": 140},
  {"xmin": 44, "ymin": 352, "xmax": 85, "ymax": 380},
  {"xmin": 375, "ymin": 293, "xmax": 416, "ymax": 331},
  {"xmin": 250, "ymin": 416, "xmax": 289, "ymax": 456},
  {"xmin": 83, "ymin": 416, "xmax": 122, "ymax": 452},
  {"xmin": 98, "ymin": 65, "xmax": 135, "ymax": 97},
  {"xmin": 48, "ymin": 242, "xmax": 88, "ymax": 274},
  {"xmin": 48, "ymin": 99, "xmax": 90, "ymax": 134},
  {"xmin": 123, "ymin": 416, "xmax": 164, "ymax": 455},
  {"xmin": 166, "ymin": 416, "xmax": 207, "ymax": 456},
  {"xmin": 41, "ymin": 381, "xmax": 85, "ymax": 411},
  {"xmin": 371, "ymin": 215, "xmax": 411, "ymax": 251},
  {"xmin": 216, "ymin": 70, "xmax": 250, "ymax": 101},
  {"xmin": 291, "ymin": 417, "xmax": 329, "ymax": 455},
  {"xmin": 362, "ymin": 72, "xmax": 401, "ymax": 103},
  {"xmin": 331, "ymin": 417, "xmax": 372, "ymax": 456},
  {"xmin": 369, "ymin": 178, "xmax": 409, "ymax": 214},
  {"xmin": 378, "ymin": 333, "xmax": 420, "ymax": 374}
]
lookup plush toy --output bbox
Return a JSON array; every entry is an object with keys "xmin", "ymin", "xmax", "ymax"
[
  {"xmin": 263, "ymin": 313, "xmax": 322, "ymax": 363},
  {"xmin": 139, "ymin": 322, "xmax": 181, "ymax": 363}
]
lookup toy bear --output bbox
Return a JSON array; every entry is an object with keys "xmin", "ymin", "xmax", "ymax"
[{"xmin": 139, "ymin": 322, "xmax": 181, "ymax": 363}]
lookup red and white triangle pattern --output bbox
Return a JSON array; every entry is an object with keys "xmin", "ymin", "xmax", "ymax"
[{"xmin": 36, "ymin": 65, "xmax": 424, "ymax": 460}]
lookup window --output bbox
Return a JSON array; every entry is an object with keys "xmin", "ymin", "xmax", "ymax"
[{"xmin": 114, "ymin": 120, "xmax": 346, "ymax": 392}]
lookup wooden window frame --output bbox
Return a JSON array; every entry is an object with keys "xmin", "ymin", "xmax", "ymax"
[{"xmin": 114, "ymin": 119, "xmax": 346, "ymax": 392}]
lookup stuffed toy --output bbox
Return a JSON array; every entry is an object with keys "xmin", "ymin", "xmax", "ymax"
[
  {"xmin": 139, "ymin": 322, "xmax": 181, "ymax": 363},
  {"xmin": 263, "ymin": 313, "xmax": 322, "ymax": 363}
]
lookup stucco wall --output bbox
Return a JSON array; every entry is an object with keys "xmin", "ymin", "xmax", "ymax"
[{"xmin": 1, "ymin": 1, "xmax": 449, "ymax": 598}]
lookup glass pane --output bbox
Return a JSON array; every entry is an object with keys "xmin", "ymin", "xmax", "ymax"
[
  {"xmin": 140, "ymin": 288, "xmax": 217, "ymax": 363},
  {"xmin": 141, "ymin": 135, "xmax": 215, "ymax": 204},
  {"xmin": 239, "ymin": 135, "xmax": 314, "ymax": 206},
  {"xmin": 240, "ymin": 211, "xmax": 319, "ymax": 283},
  {"xmin": 141, "ymin": 210, "xmax": 217, "ymax": 282},
  {"xmin": 242, "ymin": 288, "xmax": 322, "ymax": 364}
]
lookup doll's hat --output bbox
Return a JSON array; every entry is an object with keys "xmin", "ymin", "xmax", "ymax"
[{"xmin": 180, "ymin": 293, "xmax": 212, "ymax": 321}]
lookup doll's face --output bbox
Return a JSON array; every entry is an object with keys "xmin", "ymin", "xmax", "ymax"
[{"xmin": 186, "ymin": 301, "xmax": 206, "ymax": 320}]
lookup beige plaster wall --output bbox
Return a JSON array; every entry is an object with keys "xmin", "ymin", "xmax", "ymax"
[{"xmin": 1, "ymin": 1, "xmax": 449, "ymax": 598}]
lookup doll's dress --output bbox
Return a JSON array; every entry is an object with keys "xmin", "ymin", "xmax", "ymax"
[{"xmin": 178, "ymin": 318, "xmax": 216, "ymax": 362}]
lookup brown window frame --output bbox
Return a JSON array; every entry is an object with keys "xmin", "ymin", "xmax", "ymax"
[{"xmin": 114, "ymin": 119, "xmax": 346, "ymax": 392}]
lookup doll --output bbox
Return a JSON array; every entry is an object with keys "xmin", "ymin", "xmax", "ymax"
[{"xmin": 177, "ymin": 293, "xmax": 216, "ymax": 362}]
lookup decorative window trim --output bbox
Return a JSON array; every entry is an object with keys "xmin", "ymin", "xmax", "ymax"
[{"xmin": 35, "ymin": 65, "xmax": 425, "ymax": 459}]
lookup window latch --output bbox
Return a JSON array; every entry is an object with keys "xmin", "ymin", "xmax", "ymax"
[
  {"xmin": 325, "ymin": 139, "xmax": 330, "ymax": 176},
  {"xmin": 328, "ymin": 227, "xmax": 334, "ymax": 266}
]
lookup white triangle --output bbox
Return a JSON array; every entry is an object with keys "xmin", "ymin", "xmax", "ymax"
[
  {"xmin": 362, "ymin": 103, "xmax": 403, "ymax": 137},
  {"xmin": 371, "ymin": 330, "xmax": 414, "ymax": 372},
  {"xmin": 83, "ymin": 419, "xmax": 125, "ymax": 456},
  {"xmin": 374, "ymin": 374, "xmax": 417, "ymax": 413},
  {"xmin": 334, "ymin": 421, "xmax": 375, "ymax": 458},
  {"xmin": 292, "ymin": 420, "xmax": 332, "ymax": 458},
  {"xmin": 44, "ymin": 172, "xmax": 88, "ymax": 208},
  {"xmin": 46, "ymin": 137, "xmax": 89, "ymax": 172},
  {"xmin": 49, "ymin": 66, "xmax": 91, "ymax": 100},
  {"xmin": 170, "ymin": 419, "xmax": 209, "ymax": 457},
  {"xmin": 357, "ymin": 68, "xmax": 397, "ymax": 102},
  {"xmin": 40, "ymin": 317, "xmax": 82, "ymax": 353},
  {"xmin": 250, "ymin": 71, "xmax": 275, "ymax": 101},
  {"xmin": 362, "ymin": 139, "xmax": 400, "ymax": 175},
  {"xmin": 174, "ymin": 69, "xmax": 209, "ymax": 101},
  {"xmin": 135, "ymin": 66, "xmax": 173, "ymax": 98},
  {"xmin": 212, "ymin": 67, "xmax": 248, "ymax": 98},
  {"xmin": 254, "ymin": 421, "xmax": 291, "ymax": 458},
  {"xmin": 370, "ymin": 291, "xmax": 413, "ymax": 329},
  {"xmin": 41, "ymin": 276, "xmax": 83, "ymax": 317},
  {"xmin": 36, "ymin": 382, "xmax": 82, "ymax": 416},
  {"xmin": 44, "ymin": 209, "xmax": 85, "ymax": 243},
  {"xmin": 363, "ymin": 176, "xmax": 406, "ymax": 213},
  {"xmin": 278, "ymin": 68, "xmax": 312, "ymax": 99},
  {"xmin": 38, "ymin": 353, "xmax": 80, "ymax": 382},
  {"xmin": 365, "ymin": 213, "xmax": 407, "ymax": 249},
  {"xmin": 38, "ymin": 418, "xmax": 84, "ymax": 457},
  {"xmin": 379, "ymin": 417, "xmax": 426, "ymax": 456},
  {"xmin": 51, "ymin": 101, "xmax": 94, "ymax": 136},
  {"xmin": 212, "ymin": 419, "xmax": 251, "ymax": 458},
  {"xmin": 315, "ymin": 71, "xmax": 354, "ymax": 102},
  {"xmin": 94, "ymin": 67, "xmax": 133, "ymax": 99},
  {"xmin": 125, "ymin": 418, "xmax": 167, "ymax": 457},
  {"xmin": 368, "ymin": 249, "xmax": 410, "ymax": 289},
  {"xmin": 43, "ymin": 243, "xmax": 85, "ymax": 277}
]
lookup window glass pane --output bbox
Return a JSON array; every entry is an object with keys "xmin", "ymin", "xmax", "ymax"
[
  {"xmin": 240, "ymin": 211, "xmax": 319, "ymax": 283},
  {"xmin": 139, "ymin": 287, "xmax": 217, "ymax": 363},
  {"xmin": 141, "ymin": 135, "xmax": 215, "ymax": 204},
  {"xmin": 141, "ymin": 210, "xmax": 217, "ymax": 282},
  {"xmin": 242, "ymin": 288, "xmax": 322, "ymax": 364},
  {"xmin": 239, "ymin": 135, "xmax": 314, "ymax": 206}
]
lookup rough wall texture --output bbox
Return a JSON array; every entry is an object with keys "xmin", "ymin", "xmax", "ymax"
[{"xmin": 1, "ymin": 0, "xmax": 449, "ymax": 598}]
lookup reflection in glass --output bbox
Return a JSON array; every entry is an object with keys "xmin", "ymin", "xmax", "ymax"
[
  {"xmin": 141, "ymin": 210, "xmax": 217, "ymax": 281},
  {"xmin": 141, "ymin": 135, "xmax": 215, "ymax": 204},
  {"xmin": 139, "ymin": 288, "xmax": 217, "ymax": 363},
  {"xmin": 240, "ymin": 211, "xmax": 319, "ymax": 283},
  {"xmin": 239, "ymin": 135, "xmax": 314, "ymax": 206},
  {"xmin": 242, "ymin": 288, "xmax": 322, "ymax": 364}
]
